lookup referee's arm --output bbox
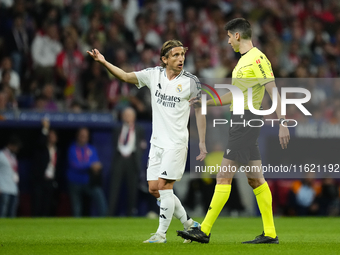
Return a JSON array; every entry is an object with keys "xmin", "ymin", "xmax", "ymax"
[
  {"xmin": 265, "ymin": 81, "xmax": 290, "ymax": 149},
  {"xmin": 189, "ymin": 92, "xmax": 232, "ymax": 107},
  {"xmin": 208, "ymin": 92, "xmax": 233, "ymax": 106}
]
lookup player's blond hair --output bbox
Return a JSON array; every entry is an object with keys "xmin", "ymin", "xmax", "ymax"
[{"xmin": 160, "ymin": 40, "xmax": 187, "ymax": 68}]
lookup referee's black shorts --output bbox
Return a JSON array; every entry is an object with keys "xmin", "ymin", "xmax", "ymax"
[{"xmin": 223, "ymin": 110, "xmax": 262, "ymax": 164}]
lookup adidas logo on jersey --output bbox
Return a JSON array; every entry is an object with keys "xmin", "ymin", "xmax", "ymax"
[
  {"xmin": 160, "ymin": 214, "xmax": 167, "ymax": 219},
  {"xmin": 227, "ymin": 149, "xmax": 231, "ymax": 155},
  {"xmin": 158, "ymin": 83, "xmax": 162, "ymax": 89},
  {"xmin": 161, "ymin": 171, "xmax": 167, "ymax": 176}
]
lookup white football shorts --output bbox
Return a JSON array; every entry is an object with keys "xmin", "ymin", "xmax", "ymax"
[{"xmin": 146, "ymin": 144, "xmax": 188, "ymax": 181}]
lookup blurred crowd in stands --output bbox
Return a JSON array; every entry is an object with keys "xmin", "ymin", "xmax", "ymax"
[{"xmin": 0, "ymin": 0, "xmax": 340, "ymax": 122}]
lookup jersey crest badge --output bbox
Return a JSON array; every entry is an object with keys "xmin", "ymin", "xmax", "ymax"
[{"xmin": 176, "ymin": 84, "xmax": 182, "ymax": 93}]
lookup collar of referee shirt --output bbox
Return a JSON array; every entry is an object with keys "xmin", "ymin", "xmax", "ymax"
[{"xmin": 241, "ymin": 47, "xmax": 253, "ymax": 56}]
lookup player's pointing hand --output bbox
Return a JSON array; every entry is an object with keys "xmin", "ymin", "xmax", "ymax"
[{"xmin": 86, "ymin": 49, "xmax": 105, "ymax": 64}]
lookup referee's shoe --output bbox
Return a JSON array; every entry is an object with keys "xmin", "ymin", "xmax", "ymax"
[
  {"xmin": 176, "ymin": 227, "xmax": 210, "ymax": 243},
  {"xmin": 242, "ymin": 232, "xmax": 279, "ymax": 244}
]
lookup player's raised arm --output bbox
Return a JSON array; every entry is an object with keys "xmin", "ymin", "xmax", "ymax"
[
  {"xmin": 265, "ymin": 81, "xmax": 290, "ymax": 149},
  {"xmin": 87, "ymin": 49, "xmax": 138, "ymax": 85}
]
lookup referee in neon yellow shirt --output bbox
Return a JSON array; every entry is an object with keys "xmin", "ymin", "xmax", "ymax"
[{"xmin": 177, "ymin": 18, "xmax": 290, "ymax": 244}]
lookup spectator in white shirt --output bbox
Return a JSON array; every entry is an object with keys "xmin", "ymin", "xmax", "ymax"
[
  {"xmin": 31, "ymin": 22, "xmax": 62, "ymax": 83},
  {"xmin": 0, "ymin": 136, "xmax": 21, "ymax": 218}
]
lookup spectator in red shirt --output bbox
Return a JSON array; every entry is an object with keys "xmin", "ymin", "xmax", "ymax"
[{"xmin": 56, "ymin": 35, "xmax": 84, "ymax": 107}]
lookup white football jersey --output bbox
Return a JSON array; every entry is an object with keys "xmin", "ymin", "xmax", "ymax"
[{"xmin": 134, "ymin": 67, "xmax": 201, "ymax": 149}]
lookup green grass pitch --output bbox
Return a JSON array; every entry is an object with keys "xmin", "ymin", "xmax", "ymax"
[{"xmin": 1, "ymin": 217, "xmax": 340, "ymax": 255}]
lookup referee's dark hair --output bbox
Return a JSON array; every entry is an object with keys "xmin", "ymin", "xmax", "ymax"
[{"xmin": 225, "ymin": 18, "xmax": 252, "ymax": 40}]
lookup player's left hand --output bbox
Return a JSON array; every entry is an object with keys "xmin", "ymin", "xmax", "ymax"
[
  {"xmin": 197, "ymin": 142, "xmax": 207, "ymax": 161},
  {"xmin": 279, "ymin": 125, "xmax": 290, "ymax": 149}
]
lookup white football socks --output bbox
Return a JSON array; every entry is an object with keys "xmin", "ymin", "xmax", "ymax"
[
  {"xmin": 156, "ymin": 193, "xmax": 193, "ymax": 232},
  {"xmin": 173, "ymin": 194, "xmax": 193, "ymax": 229},
  {"xmin": 156, "ymin": 190, "xmax": 175, "ymax": 237}
]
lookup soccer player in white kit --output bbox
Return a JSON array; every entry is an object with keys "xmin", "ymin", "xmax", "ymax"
[{"xmin": 87, "ymin": 40, "xmax": 207, "ymax": 243}]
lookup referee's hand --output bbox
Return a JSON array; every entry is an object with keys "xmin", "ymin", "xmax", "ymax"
[
  {"xmin": 279, "ymin": 125, "xmax": 290, "ymax": 149},
  {"xmin": 189, "ymin": 97, "xmax": 201, "ymax": 108}
]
